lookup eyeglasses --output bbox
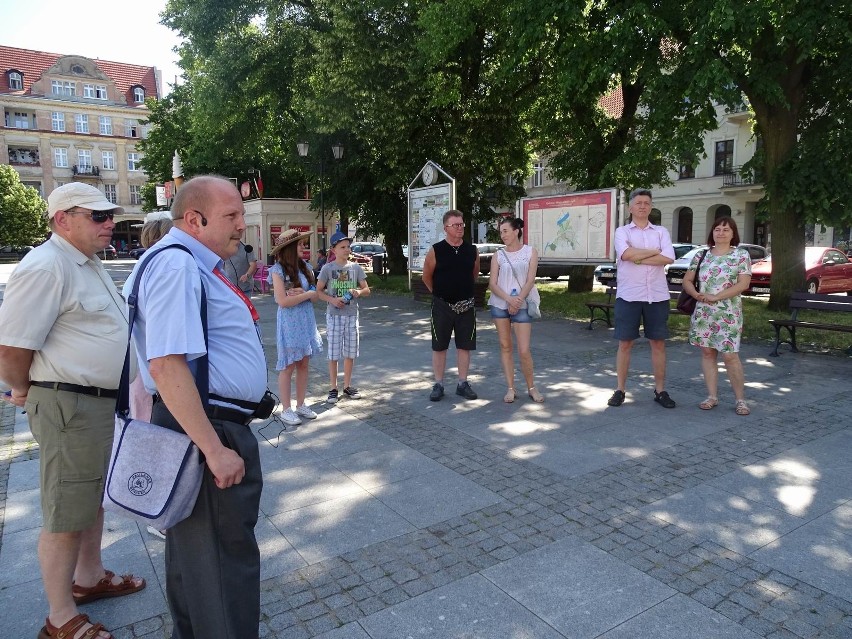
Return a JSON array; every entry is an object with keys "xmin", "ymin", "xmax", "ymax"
[
  {"xmin": 446, "ymin": 223, "xmax": 465, "ymax": 229},
  {"xmin": 67, "ymin": 208, "xmax": 115, "ymax": 224}
]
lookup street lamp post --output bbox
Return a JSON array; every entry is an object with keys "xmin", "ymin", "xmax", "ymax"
[{"xmin": 298, "ymin": 141, "xmax": 344, "ymax": 251}]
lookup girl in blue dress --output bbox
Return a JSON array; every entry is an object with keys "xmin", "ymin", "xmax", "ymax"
[{"xmin": 268, "ymin": 230, "xmax": 323, "ymax": 425}]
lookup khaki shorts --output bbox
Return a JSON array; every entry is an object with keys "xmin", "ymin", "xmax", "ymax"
[{"xmin": 26, "ymin": 385, "xmax": 114, "ymax": 532}]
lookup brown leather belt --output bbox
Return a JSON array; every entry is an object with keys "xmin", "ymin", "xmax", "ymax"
[{"xmin": 31, "ymin": 381, "xmax": 117, "ymax": 399}]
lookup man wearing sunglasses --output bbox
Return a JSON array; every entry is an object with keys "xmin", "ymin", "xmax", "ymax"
[
  {"xmin": 0, "ymin": 182, "xmax": 145, "ymax": 639},
  {"xmin": 422, "ymin": 209, "xmax": 481, "ymax": 401}
]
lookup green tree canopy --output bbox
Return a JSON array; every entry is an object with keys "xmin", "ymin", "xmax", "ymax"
[{"xmin": 0, "ymin": 165, "xmax": 48, "ymax": 247}]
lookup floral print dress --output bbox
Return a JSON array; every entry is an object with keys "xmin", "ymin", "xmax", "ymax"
[{"xmin": 688, "ymin": 247, "xmax": 751, "ymax": 352}]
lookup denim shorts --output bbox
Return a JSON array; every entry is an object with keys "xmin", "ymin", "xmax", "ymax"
[
  {"xmin": 489, "ymin": 305, "xmax": 533, "ymax": 324},
  {"xmin": 613, "ymin": 298, "xmax": 670, "ymax": 341}
]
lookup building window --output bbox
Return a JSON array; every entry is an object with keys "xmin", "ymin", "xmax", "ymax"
[
  {"xmin": 51, "ymin": 80, "xmax": 76, "ymax": 96},
  {"xmin": 129, "ymin": 184, "xmax": 142, "ymax": 205},
  {"xmin": 532, "ymin": 162, "xmax": 544, "ymax": 188},
  {"xmin": 84, "ymin": 84, "xmax": 108, "ymax": 99},
  {"xmin": 127, "ymin": 120, "xmax": 139, "ymax": 138},
  {"xmin": 51, "ymin": 112, "xmax": 65, "ymax": 131},
  {"xmin": 56, "ymin": 181, "xmax": 67, "ymax": 188},
  {"xmin": 54, "ymin": 148, "xmax": 68, "ymax": 168},
  {"xmin": 714, "ymin": 140, "xmax": 734, "ymax": 176},
  {"xmin": 96, "ymin": 85, "xmax": 108, "ymax": 99},
  {"xmin": 83, "ymin": 84, "xmax": 95, "ymax": 98},
  {"xmin": 99, "ymin": 116, "xmax": 112, "ymax": 135},
  {"xmin": 103, "ymin": 184, "xmax": 117, "ymax": 204},
  {"xmin": 22, "ymin": 181, "xmax": 43, "ymax": 196},
  {"xmin": 77, "ymin": 149, "xmax": 92, "ymax": 170},
  {"xmin": 127, "ymin": 153, "xmax": 140, "ymax": 171},
  {"xmin": 8, "ymin": 71, "xmax": 23, "ymax": 90},
  {"xmin": 133, "ymin": 87, "xmax": 145, "ymax": 102},
  {"xmin": 102, "ymin": 151, "xmax": 115, "ymax": 170},
  {"xmin": 12, "ymin": 112, "xmax": 31, "ymax": 129},
  {"xmin": 75, "ymin": 114, "xmax": 89, "ymax": 134},
  {"xmin": 679, "ymin": 163, "xmax": 695, "ymax": 179}
]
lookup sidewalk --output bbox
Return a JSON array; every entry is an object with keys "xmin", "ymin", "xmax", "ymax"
[{"xmin": 1, "ymin": 290, "xmax": 851, "ymax": 638}]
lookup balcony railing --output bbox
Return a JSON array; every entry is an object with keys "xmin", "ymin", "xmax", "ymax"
[
  {"xmin": 722, "ymin": 166, "xmax": 762, "ymax": 188},
  {"xmin": 72, "ymin": 165, "xmax": 100, "ymax": 176}
]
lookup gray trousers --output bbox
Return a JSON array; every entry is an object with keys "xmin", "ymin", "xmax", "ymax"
[{"xmin": 152, "ymin": 403, "xmax": 263, "ymax": 639}]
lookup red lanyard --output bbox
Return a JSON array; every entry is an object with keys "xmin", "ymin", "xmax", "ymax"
[{"xmin": 213, "ymin": 267, "xmax": 260, "ymax": 322}]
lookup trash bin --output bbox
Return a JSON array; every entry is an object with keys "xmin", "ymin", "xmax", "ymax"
[{"xmin": 372, "ymin": 254, "xmax": 385, "ymax": 277}]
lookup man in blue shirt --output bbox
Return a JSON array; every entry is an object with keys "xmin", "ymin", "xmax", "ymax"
[{"xmin": 125, "ymin": 175, "xmax": 267, "ymax": 639}]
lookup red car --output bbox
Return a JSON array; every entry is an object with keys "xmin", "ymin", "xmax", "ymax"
[{"xmin": 749, "ymin": 247, "xmax": 852, "ymax": 295}]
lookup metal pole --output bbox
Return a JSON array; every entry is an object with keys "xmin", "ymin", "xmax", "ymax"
[{"xmin": 319, "ymin": 156, "xmax": 326, "ymax": 251}]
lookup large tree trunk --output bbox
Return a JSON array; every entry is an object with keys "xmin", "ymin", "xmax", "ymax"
[
  {"xmin": 567, "ymin": 265, "xmax": 596, "ymax": 292},
  {"xmin": 750, "ymin": 97, "xmax": 805, "ymax": 311}
]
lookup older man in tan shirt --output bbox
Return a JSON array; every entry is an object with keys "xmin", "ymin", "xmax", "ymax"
[{"xmin": 0, "ymin": 183, "xmax": 145, "ymax": 639}]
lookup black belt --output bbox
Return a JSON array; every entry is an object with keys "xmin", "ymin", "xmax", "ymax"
[
  {"xmin": 204, "ymin": 404, "xmax": 254, "ymax": 426},
  {"xmin": 31, "ymin": 381, "xmax": 117, "ymax": 399},
  {"xmin": 153, "ymin": 394, "xmax": 254, "ymax": 426}
]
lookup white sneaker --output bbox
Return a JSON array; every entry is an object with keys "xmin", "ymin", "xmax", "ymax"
[
  {"xmin": 295, "ymin": 405, "xmax": 317, "ymax": 419},
  {"xmin": 146, "ymin": 526, "xmax": 166, "ymax": 540},
  {"xmin": 280, "ymin": 408, "xmax": 302, "ymax": 425}
]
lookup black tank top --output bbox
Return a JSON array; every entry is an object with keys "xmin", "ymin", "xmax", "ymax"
[{"xmin": 432, "ymin": 240, "xmax": 476, "ymax": 303}]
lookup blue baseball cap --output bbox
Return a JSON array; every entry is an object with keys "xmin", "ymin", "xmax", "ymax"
[{"xmin": 329, "ymin": 231, "xmax": 352, "ymax": 247}]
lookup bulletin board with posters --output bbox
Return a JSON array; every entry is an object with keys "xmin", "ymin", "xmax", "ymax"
[{"xmin": 407, "ymin": 162, "xmax": 456, "ymax": 277}]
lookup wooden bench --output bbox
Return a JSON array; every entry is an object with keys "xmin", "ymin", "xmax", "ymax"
[
  {"xmin": 586, "ymin": 287, "xmax": 687, "ymax": 330},
  {"xmin": 768, "ymin": 292, "xmax": 852, "ymax": 356},
  {"xmin": 411, "ymin": 279, "xmax": 488, "ymax": 309}
]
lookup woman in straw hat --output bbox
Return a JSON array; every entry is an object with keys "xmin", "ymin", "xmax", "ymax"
[{"xmin": 268, "ymin": 229, "xmax": 323, "ymax": 425}]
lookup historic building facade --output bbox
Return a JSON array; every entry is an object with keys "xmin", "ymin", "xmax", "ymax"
[{"xmin": 1, "ymin": 45, "xmax": 160, "ymax": 249}]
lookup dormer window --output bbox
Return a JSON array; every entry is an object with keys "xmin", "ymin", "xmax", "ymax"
[
  {"xmin": 8, "ymin": 70, "xmax": 23, "ymax": 90},
  {"xmin": 133, "ymin": 86, "xmax": 145, "ymax": 103}
]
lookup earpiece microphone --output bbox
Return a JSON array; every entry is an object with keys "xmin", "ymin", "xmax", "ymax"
[{"xmin": 199, "ymin": 214, "xmax": 208, "ymax": 226}]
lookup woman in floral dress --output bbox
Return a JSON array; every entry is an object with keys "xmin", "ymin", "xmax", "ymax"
[{"xmin": 681, "ymin": 216, "xmax": 752, "ymax": 415}]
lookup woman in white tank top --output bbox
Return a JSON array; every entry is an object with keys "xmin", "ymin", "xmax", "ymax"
[{"xmin": 487, "ymin": 217, "xmax": 544, "ymax": 403}]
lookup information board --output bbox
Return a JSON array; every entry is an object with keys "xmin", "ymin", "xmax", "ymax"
[
  {"xmin": 520, "ymin": 189, "xmax": 618, "ymax": 264},
  {"xmin": 408, "ymin": 183, "xmax": 453, "ymax": 271}
]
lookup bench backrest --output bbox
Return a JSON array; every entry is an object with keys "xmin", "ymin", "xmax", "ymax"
[{"xmin": 789, "ymin": 291, "xmax": 852, "ymax": 313}]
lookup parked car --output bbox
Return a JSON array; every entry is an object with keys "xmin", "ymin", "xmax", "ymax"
[
  {"xmin": 350, "ymin": 242, "xmax": 386, "ymax": 258},
  {"xmin": 98, "ymin": 245, "xmax": 117, "ymax": 260},
  {"xmin": 129, "ymin": 246, "xmax": 147, "ymax": 259},
  {"xmin": 664, "ymin": 243, "xmax": 768, "ymax": 286},
  {"xmin": 595, "ymin": 243, "xmax": 698, "ymax": 286},
  {"xmin": 748, "ymin": 246, "xmax": 852, "ymax": 295},
  {"xmin": 0, "ymin": 245, "xmax": 34, "ymax": 260},
  {"xmin": 475, "ymin": 243, "xmax": 505, "ymax": 275}
]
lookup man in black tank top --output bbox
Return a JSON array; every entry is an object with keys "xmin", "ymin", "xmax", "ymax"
[{"xmin": 422, "ymin": 210, "xmax": 480, "ymax": 401}]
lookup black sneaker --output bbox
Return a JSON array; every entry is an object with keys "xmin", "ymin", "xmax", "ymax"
[
  {"xmin": 456, "ymin": 381, "xmax": 478, "ymax": 400},
  {"xmin": 429, "ymin": 383, "xmax": 444, "ymax": 401},
  {"xmin": 343, "ymin": 386, "xmax": 361, "ymax": 399},
  {"xmin": 607, "ymin": 390, "xmax": 626, "ymax": 407},
  {"xmin": 654, "ymin": 390, "xmax": 676, "ymax": 409},
  {"xmin": 327, "ymin": 388, "xmax": 339, "ymax": 404}
]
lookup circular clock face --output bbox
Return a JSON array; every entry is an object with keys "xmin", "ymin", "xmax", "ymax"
[{"xmin": 423, "ymin": 164, "xmax": 435, "ymax": 186}]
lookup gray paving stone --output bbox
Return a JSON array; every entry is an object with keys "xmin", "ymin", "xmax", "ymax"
[{"xmin": 359, "ymin": 574, "xmax": 564, "ymax": 639}]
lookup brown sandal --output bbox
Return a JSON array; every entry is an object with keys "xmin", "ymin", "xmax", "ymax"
[
  {"xmin": 504, "ymin": 388, "xmax": 516, "ymax": 403},
  {"xmin": 735, "ymin": 400, "xmax": 751, "ymax": 416},
  {"xmin": 38, "ymin": 613, "xmax": 112, "ymax": 639},
  {"xmin": 699, "ymin": 396, "xmax": 718, "ymax": 410},
  {"xmin": 72, "ymin": 570, "xmax": 146, "ymax": 605}
]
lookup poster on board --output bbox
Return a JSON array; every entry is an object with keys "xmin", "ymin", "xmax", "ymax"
[
  {"xmin": 520, "ymin": 189, "xmax": 619, "ymax": 264},
  {"xmin": 408, "ymin": 183, "xmax": 453, "ymax": 271}
]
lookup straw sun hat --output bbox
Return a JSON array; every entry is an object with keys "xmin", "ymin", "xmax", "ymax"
[{"xmin": 271, "ymin": 228, "xmax": 311, "ymax": 255}]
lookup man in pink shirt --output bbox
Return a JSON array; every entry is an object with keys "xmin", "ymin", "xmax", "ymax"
[{"xmin": 607, "ymin": 189, "xmax": 677, "ymax": 408}]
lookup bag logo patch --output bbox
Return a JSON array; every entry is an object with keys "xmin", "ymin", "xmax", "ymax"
[{"xmin": 128, "ymin": 472, "xmax": 153, "ymax": 496}]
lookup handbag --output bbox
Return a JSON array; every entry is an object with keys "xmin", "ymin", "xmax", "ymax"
[
  {"xmin": 103, "ymin": 245, "xmax": 207, "ymax": 529},
  {"xmin": 500, "ymin": 249, "xmax": 541, "ymax": 318},
  {"xmin": 675, "ymin": 249, "xmax": 707, "ymax": 315}
]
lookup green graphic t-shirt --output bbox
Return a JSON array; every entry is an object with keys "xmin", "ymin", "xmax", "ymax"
[{"xmin": 318, "ymin": 262, "xmax": 366, "ymax": 316}]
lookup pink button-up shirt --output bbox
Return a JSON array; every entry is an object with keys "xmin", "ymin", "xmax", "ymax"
[{"xmin": 614, "ymin": 222, "xmax": 675, "ymax": 302}]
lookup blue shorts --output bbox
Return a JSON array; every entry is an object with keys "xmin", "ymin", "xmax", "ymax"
[
  {"xmin": 613, "ymin": 299, "xmax": 670, "ymax": 341},
  {"xmin": 489, "ymin": 306, "xmax": 533, "ymax": 324}
]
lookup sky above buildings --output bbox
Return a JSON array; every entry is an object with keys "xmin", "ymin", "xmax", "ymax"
[{"xmin": 1, "ymin": 0, "xmax": 183, "ymax": 95}]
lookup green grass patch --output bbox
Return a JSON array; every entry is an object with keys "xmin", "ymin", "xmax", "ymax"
[{"xmin": 367, "ymin": 275, "xmax": 852, "ymax": 355}]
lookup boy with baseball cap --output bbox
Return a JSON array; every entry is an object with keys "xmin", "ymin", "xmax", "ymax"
[{"xmin": 316, "ymin": 231, "xmax": 370, "ymax": 403}]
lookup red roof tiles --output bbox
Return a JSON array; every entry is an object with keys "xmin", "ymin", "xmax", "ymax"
[{"xmin": 0, "ymin": 45, "xmax": 160, "ymax": 104}]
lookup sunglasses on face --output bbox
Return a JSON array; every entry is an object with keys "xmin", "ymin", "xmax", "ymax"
[
  {"xmin": 446, "ymin": 223, "xmax": 465, "ymax": 229},
  {"xmin": 67, "ymin": 208, "xmax": 115, "ymax": 224}
]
